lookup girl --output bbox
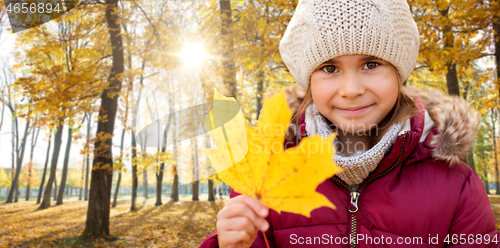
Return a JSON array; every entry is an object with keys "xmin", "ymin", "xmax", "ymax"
[{"xmin": 201, "ymin": 0, "xmax": 499, "ymax": 247}]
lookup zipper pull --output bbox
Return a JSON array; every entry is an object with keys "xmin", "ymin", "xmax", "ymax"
[{"xmin": 349, "ymin": 191, "xmax": 360, "ymax": 213}]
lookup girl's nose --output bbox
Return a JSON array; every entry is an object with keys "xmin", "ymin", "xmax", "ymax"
[{"xmin": 338, "ymin": 72, "xmax": 365, "ymax": 99}]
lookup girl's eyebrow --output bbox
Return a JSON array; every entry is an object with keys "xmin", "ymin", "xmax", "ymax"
[
  {"xmin": 321, "ymin": 56, "xmax": 383, "ymax": 64},
  {"xmin": 359, "ymin": 56, "xmax": 383, "ymax": 62}
]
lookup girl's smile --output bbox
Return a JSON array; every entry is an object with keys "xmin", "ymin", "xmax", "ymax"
[{"xmin": 335, "ymin": 104, "xmax": 374, "ymax": 117}]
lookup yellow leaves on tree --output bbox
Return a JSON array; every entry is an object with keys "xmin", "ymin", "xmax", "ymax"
[
  {"xmin": 131, "ymin": 150, "xmax": 174, "ymax": 174},
  {"xmin": 11, "ymin": 3, "xmax": 109, "ymax": 129},
  {"xmin": 0, "ymin": 168, "xmax": 12, "ymax": 188},
  {"xmin": 20, "ymin": 160, "xmax": 38, "ymax": 188},
  {"xmin": 203, "ymin": 88, "xmax": 342, "ymax": 217}
]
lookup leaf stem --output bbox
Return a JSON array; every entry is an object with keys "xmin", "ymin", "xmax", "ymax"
[{"xmin": 262, "ymin": 230, "xmax": 270, "ymax": 248}]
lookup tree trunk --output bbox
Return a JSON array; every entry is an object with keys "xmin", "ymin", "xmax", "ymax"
[
  {"xmin": 10, "ymin": 117, "xmax": 15, "ymax": 197},
  {"xmin": 219, "ymin": 0, "xmax": 237, "ymax": 99},
  {"xmin": 129, "ymin": 61, "xmax": 144, "ymax": 210},
  {"xmin": 171, "ymin": 117, "xmax": 179, "ymax": 202},
  {"xmin": 39, "ymin": 121, "xmax": 64, "ymax": 209},
  {"xmin": 205, "ymin": 134, "xmax": 215, "ymax": 202},
  {"xmin": 37, "ymin": 130, "xmax": 53, "ymax": 204},
  {"xmin": 155, "ymin": 109, "xmax": 172, "ymax": 206},
  {"xmin": 84, "ymin": 112, "xmax": 92, "ymax": 201},
  {"xmin": 438, "ymin": 7, "xmax": 460, "ymax": 98},
  {"xmin": 155, "ymin": 160, "xmax": 164, "ymax": 206},
  {"xmin": 130, "ymin": 104, "xmax": 141, "ymax": 210},
  {"xmin": 53, "ymin": 173, "xmax": 57, "ymax": 201},
  {"xmin": 78, "ymin": 114, "xmax": 88, "ymax": 201},
  {"xmin": 171, "ymin": 169, "xmax": 179, "ymax": 202},
  {"xmin": 192, "ymin": 140, "xmax": 199, "ymax": 201},
  {"xmin": 26, "ymin": 123, "xmax": 40, "ymax": 201},
  {"xmin": 485, "ymin": 165, "xmax": 491, "ymax": 194},
  {"xmin": 14, "ymin": 183, "xmax": 18, "ymax": 202},
  {"xmin": 466, "ymin": 150, "xmax": 476, "ymax": 173},
  {"xmin": 155, "ymin": 131, "xmax": 167, "ymax": 206},
  {"xmin": 439, "ymin": 23, "xmax": 475, "ymax": 171},
  {"xmin": 493, "ymin": 109, "xmax": 499, "ymax": 195},
  {"xmin": 26, "ymin": 177, "xmax": 30, "ymax": 201},
  {"xmin": 256, "ymin": 71, "xmax": 264, "ymax": 120},
  {"xmin": 491, "ymin": 10, "xmax": 499, "ymax": 190},
  {"xmin": 494, "ymin": 21, "xmax": 499, "ymax": 101},
  {"xmin": 13, "ymin": 110, "xmax": 25, "ymax": 204},
  {"xmin": 155, "ymin": 142, "xmax": 166, "ymax": 205},
  {"xmin": 79, "ymin": 153, "xmax": 85, "ymax": 201},
  {"xmin": 112, "ymin": 172, "xmax": 121, "ymax": 208},
  {"xmin": 57, "ymin": 126, "xmax": 73, "ymax": 205},
  {"xmin": 143, "ymin": 170, "xmax": 148, "ymax": 200},
  {"xmin": 155, "ymin": 75, "xmax": 174, "ymax": 206},
  {"xmin": 445, "ymin": 64, "xmax": 460, "ymax": 97},
  {"xmin": 208, "ymin": 179, "xmax": 215, "ymax": 201},
  {"xmin": 82, "ymin": 0, "xmax": 124, "ymax": 237},
  {"xmin": 6, "ymin": 120, "xmax": 30, "ymax": 203},
  {"xmin": 459, "ymin": 78, "xmax": 476, "ymax": 171},
  {"xmin": 112, "ymin": 127, "xmax": 126, "ymax": 208},
  {"xmin": 131, "ymin": 134, "xmax": 138, "ymax": 210},
  {"xmin": 26, "ymin": 165, "xmax": 31, "ymax": 201},
  {"xmin": 192, "ymin": 182, "xmax": 199, "ymax": 201},
  {"xmin": 139, "ymin": 124, "xmax": 149, "ymax": 203}
]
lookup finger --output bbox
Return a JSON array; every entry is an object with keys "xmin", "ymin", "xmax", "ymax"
[
  {"xmin": 226, "ymin": 195, "xmax": 269, "ymax": 218},
  {"xmin": 218, "ymin": 229, "xmax": 252, "ymax": 248},
  {"xmin": 218, "ymin": 216, "xmax": 258, "ymax": 241},
  {"xmin": 218, "ymin": 203, "xmax": 269, "ymax": 232}
]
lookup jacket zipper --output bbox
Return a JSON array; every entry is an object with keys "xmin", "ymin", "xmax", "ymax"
[
  {"xmin": 332, "ymin": 133, "xmax": 407, "ymax": 248},
  {"xmin": 349, "ymin": 191, "xmax": 360, "ymax": 248}
]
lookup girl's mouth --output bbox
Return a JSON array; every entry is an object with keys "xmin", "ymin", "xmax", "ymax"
[{"xmin": 336, "ymin": 104, "xmax": 374, "ymax": 115}]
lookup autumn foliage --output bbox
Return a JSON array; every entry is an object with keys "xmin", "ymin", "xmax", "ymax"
[{"xmin": 0, "ymin": 0, "xmax": 499, "ymax": 244}]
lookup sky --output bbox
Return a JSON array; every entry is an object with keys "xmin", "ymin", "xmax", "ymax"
[{"xmin": 0, "ymin": 27, "xmax": 14, "ymax": 57}]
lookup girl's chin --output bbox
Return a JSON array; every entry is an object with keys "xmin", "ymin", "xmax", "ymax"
[{"xmin": 332, "ymin": 121, "xmax": 380, "ymax": 135}]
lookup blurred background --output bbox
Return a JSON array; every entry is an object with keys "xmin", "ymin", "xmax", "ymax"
[{"xmin": 0, "ymin": 0, "xmax": 499, "ymax": 246}]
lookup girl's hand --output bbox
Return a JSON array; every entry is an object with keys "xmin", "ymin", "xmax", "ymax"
[{"xmin": 217, "ymin": 195, "xmax": 270, "ymax": 248}]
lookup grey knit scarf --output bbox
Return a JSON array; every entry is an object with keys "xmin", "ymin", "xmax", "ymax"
[{"xmin": 305, "ymin": 103, "xmax": 404, "ymax": 190}]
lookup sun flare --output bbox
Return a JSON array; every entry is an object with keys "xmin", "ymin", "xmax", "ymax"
[{"xmin": 178, "ymin": 43, "xmax": 210, "ymax": 66}]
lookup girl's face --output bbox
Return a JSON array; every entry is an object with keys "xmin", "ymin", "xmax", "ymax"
[{"xmin": 310, "ymin": 55, "xmax": 399, "ymax": 134}]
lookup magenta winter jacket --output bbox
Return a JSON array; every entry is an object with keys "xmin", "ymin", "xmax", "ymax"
[{"xmin": 199, "ymin": 86, "xmax": 500, "ymax": 248}]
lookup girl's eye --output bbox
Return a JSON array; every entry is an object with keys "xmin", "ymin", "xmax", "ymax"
[
  {"xmin": 364, "ymin": 62, "xmax": 379, "ymax": 70},
  {"xmin": 321, "ymin": 65, "xmax": 338, "ymax": 74}
]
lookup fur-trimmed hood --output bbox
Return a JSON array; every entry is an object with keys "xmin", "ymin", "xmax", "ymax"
[{"xmin": 270, "ymin": 84, "xmax": 479, "ymax": 165}]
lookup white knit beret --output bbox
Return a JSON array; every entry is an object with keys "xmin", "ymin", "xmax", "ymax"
[{"xmin": 279, "ymin": 0, "xmax": 420, "ymax": 90}]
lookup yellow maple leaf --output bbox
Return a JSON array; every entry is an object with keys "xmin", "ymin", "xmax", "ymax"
[{"xmin": 203, "ymin": 88, "xmax": 342, "ymax": 217}]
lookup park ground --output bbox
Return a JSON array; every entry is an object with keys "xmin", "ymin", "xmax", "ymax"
[
  {"xmin": 1, "ymin": 195, "xmax": 500, "ymax": 247},
  {"xmin": 0, "ymin": 195, "xmax": 226, "ymax": 248}
]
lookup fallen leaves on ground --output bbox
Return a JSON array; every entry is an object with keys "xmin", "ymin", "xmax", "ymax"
[
  {"xmin": 488, "ymin": 195, "xmax": 500, "ymax": 230},
  {"xmin": 1, "ymin": 195, "xmax": 500, "ymax": 248},
  {"xmin": 0, "ymin": 197, "xmax": 225, "ymax": 247}
]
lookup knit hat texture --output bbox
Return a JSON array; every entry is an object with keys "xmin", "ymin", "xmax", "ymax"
[{"xmin": 279, "ymin": 0, "xmax": 420, "ymax": 90}]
